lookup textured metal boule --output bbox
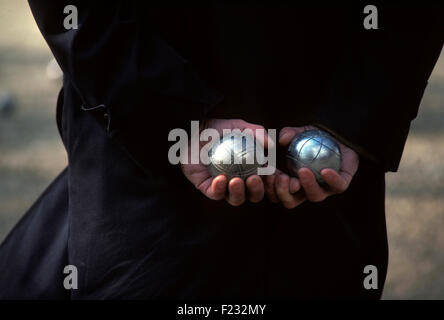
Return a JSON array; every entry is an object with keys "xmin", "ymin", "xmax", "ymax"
[
  {"xmin": 208, "ymin": 131, "xmax": 263, "ymax": 181},
  {"xmin": 286, "ymin": 129, "xmax": 342, "ymax": 186}
]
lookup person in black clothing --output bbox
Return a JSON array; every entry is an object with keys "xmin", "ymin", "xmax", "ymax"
[{"xmin": 0, "ymin": 2, "xmax": 443, "ymax": 299}]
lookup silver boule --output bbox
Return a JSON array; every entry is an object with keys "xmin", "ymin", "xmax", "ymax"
[
  {"xmin": 208, "ymin": 131, "xmax": 263, "ymax": 181},
  {"xmin": 286, "ymin": 129, "xmax": 342, "ymax": 186}
]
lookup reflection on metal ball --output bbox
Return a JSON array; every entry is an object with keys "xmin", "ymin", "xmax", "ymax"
[
  {"xmin": 208, "ymin": 131, "xmax": 263, "ymax": 181},
  {"xmin": 286, "ymin": 129, "xmax": 342, "ymax": 186}
]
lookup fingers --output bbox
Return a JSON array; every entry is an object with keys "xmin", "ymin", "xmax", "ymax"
[
  {"xmin": 321, "ymin": 168, "xmax": 349, "ymax": 194},
  {"xmin": 318, "ymin": 141, "xmax": 359, "ymax": 195},
  {"xmin": 226, "ymin": 175, "xmax": 266, "ymax": 206},
  {"xmin": 226, "ymin": 177, "xmax": 246, "ymax": 206},
  {"xmin": 209, "ymin": 166, "xmax": 353, "ymax": 207},
  {"xmin": 206, "ymin": 175, "xmax": 227, "ymax": 200},
  {"xmin": 270, "ymin": 166, "xmax": 351, "ymax": 209},
  {"xmin": 245, "ymin": 175, "xmax": 265, "ymax": 203},
  {"xmin": 204, "ymin": 174, "xmax": 265, "ymax": 206},
  {"xmin": 275, "ymin": 173, "xmax": 306, "ymax": 209},
  {"xmin": 298, "ymin": 168, "xmax": 329, "ymax": 202}
]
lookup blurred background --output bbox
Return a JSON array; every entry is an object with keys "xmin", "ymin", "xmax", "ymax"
[{"xmin": 0, "ymin": 1, "xmax": 443, "ymax": 299}]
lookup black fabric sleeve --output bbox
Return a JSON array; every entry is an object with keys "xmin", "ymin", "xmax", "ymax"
[
  {"xmin": 312, "ymin": 4, "xmax": 444, "ymax": 172},
  {"xmin": 28, "ymin": 0, "xmax": 223, "ymax": 172}
]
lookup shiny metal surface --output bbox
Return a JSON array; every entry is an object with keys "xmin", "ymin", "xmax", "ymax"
[
  {"xmin": 208, "ymin": 131, "xmax": 263, "ymax": 180},
  {"xmin": 286, "ymin": 129, "xmax": 342, "ymax": 186}
]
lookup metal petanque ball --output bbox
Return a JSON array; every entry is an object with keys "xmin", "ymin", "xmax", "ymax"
[
  {"xmin": 286, "ymin": 129, "xmax": 342, "ymax": 186},
  {"xmin": 208, "ymin": 131, "xmax": 263, "ymax": 181}
]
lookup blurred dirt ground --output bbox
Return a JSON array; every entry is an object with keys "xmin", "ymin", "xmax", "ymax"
[{"xmin": 0, "ymin": 1, "xmax": 443, "ymax": 299}]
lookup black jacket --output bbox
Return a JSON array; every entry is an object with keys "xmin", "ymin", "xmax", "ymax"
[{"xmin": 27, "ymin": 1, "xmax": 444, "ymax": 172}]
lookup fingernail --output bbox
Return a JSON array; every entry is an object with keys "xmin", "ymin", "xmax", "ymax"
[{"xmin": 234, "ymin": 182, "xmax": 243, "ymax": 192}]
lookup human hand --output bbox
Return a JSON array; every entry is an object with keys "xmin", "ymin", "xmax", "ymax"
[
  {"xmin": 264, "ymin": 126, "xmax": 359, "ymax": 209},
  {"xmin": 180, "ymin": 118, "xmax": 270, "ymax": 206}
]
